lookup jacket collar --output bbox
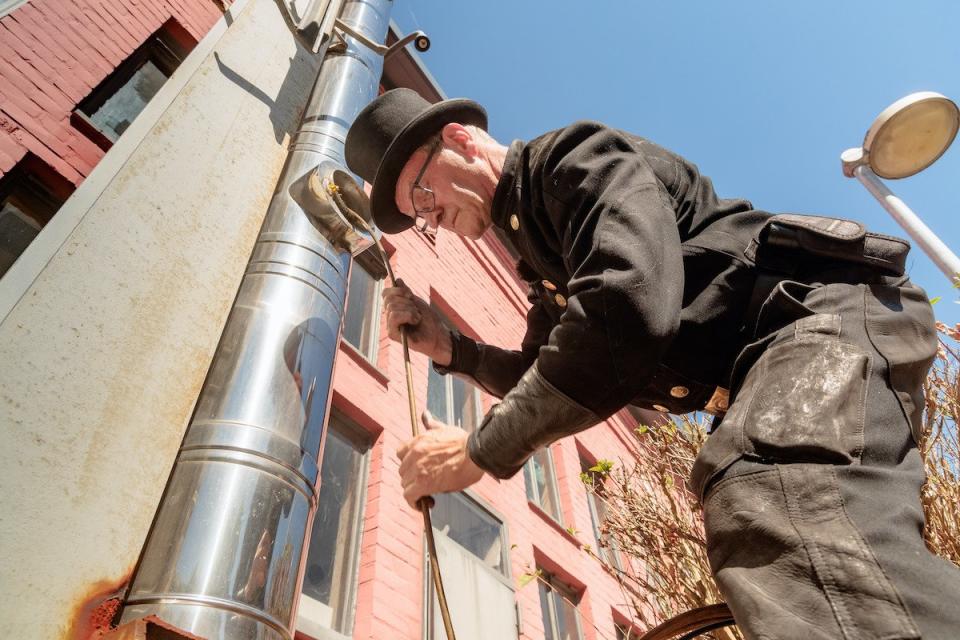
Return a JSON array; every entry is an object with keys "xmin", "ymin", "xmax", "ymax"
[{"xmin": 491, "ymin": 140, "xmax": 525, "ymax": 231}]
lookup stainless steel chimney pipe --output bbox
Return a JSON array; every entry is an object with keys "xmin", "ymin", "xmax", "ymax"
[{"xmin": 120, "ymin": 1, "xmax": 391, "ymax": 638}]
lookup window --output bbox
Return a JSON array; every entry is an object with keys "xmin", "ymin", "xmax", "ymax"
[
  {"xmin": 523, "ymin": 448, "xmax": 562, "ymax": 522},
  {"xmin": 297, "ymin": 411, "xmax": 371, "ymax": 639},
  {"xmin": 581, "ymin": 457, "xmax": 624, "ymax": 571},
  {"xmin": 0, "ymin": 159, "xmax": 69, "ymax": 279},
  {"xmin": 74, "ymin": 25, "xmax": 190, "ymax": 147},
  {"xmin": 426, "ymin": 311, "xmax": 481, "ymax": 430},
  {"xmin": 342, "ymin": 261, "xmax": 382, "ymax": 360},
  {"xmin": 537, "ymin": 571, "xmax": 584, "ymax": 640},
  {"xmin": 426, "ymin": 492, "xmax": 517, "ymax": 640},
  {"xmin": 427, "ymin": 365, "xmax": 481, "ymax": 430}
]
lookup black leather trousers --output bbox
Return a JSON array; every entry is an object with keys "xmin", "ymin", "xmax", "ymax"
[{"xmin": 690, "ymin": 276, "xmax": 960, "ymax": 639}]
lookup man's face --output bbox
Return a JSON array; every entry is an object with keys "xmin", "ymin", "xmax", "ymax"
[{"xmin": 393, "ymin": 132, "xmax": 493, "ymax": 240}]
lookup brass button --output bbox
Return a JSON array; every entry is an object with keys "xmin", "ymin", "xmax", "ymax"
[
  {"xmin": 509, "ymin": 214, "xmax": 519, "ymax": 230},
  {"xmin": 652, "ymin": 404, "xmax": 670, "ymax": 413},
  {"xmin": 542, "ymin": 280, "xmax": 557, "ymax": 291},
  {"xmin": 705, "ymin": 387, "xmax": 730, "ymax": 415},
  {"xmin": 670, "ymin": 385, "xmax": 689, "ymax": 399},
  {"xmin": 554, "ymin": 293, "xmax": 567, "ymax": 308}
]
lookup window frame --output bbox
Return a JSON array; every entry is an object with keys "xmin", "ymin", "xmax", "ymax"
[
  {"xmin": 580, "ymin": 456, "xmax": 624, "ymax": 571},
  {"xmin": 427, "ymin": 367, "xmax": 482, "ymax": 430},
  {"xmin": 0, "ymin": 157, "xmax": 70, "ymax": 280},
  {"xmin": 296, "ymin": 410, "xmax": 372, "ymax": 640},
  {"xmin": 615, "ymin": 621, "xmax": 642, "ymax": 640},
  {"xmin": 537, "ymin": 570, "xmax": 585, "ymax": 640},
  {"xmin": 523, "ymin": 446, "xmax": 563, "ymax": 523},
  {"xmin": 73, "ymin": 26, "xmax": 189, "ymax": 148},
  {"xmin": 426, "ymin": 308, "xmax": 482, "ymax": 431},
  {"xmin": 422, "ymin": 489, "xmax": 516, "ymax": 640},
  {"xmin": 341, "ymin": 259, "xmax": 384, "ymax": 363}
]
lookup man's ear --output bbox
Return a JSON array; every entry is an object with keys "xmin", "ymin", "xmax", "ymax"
[{"xmin": 441, "ymin": 122, "xmax": 477, "ymax": 158}]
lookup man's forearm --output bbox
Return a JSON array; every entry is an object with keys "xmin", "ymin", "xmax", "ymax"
[{"xmin": 467, "ymin": 363, "xmax": 599, "ymax": 479}]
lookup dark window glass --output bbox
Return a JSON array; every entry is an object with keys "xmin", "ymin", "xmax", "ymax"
[
  {"xmin": 342, "ymin": 262, "xmax": 382, "ymax": 360},
  {"xmin": 0, "ymin": 163, "xmax": 67, "ymax": 278},
  {"xmin": 299, "ymin": 412, "xmax": 370, "ymax": 635},
  {"xmin": 523, "ymin": 448, "xmax": 562, "ymax": 521}
]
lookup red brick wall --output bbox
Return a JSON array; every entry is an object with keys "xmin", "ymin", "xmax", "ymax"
[
  {"xmin": 0, "ymin": 0, "xmax": 225, "ymax": 186},
  {"xmin": 331, "ymin": 228, "xmax": 645, "ymax": 640}
]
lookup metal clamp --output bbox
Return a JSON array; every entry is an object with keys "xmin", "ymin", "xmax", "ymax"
[{"xmin": 332, "ymin": 18, "xmax": 429, "ymax": 58}]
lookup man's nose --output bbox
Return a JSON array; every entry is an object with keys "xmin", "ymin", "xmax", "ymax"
[{"xmin": 425, "ymin": 207, "xmax": 442, "ymax": 230}]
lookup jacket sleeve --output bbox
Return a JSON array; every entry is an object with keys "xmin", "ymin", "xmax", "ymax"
[
  {"xmin": 434, "ymin": 286, "xmax": 554, "ymax": 399},
  {"xmin": 468, "ymin": 122, "xmax": 685, "ymax": 478}
]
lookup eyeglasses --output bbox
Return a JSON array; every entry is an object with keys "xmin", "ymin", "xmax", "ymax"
[{"xmin": 410, "ymin": 140, "xmax": 441, "ymax": 233}]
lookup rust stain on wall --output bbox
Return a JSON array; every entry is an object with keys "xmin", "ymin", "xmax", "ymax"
[{"xmin": 67, "ymin": 573, "xmax": 131, "ymax": 640}]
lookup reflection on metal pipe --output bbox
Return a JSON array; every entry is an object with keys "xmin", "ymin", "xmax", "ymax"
[{"xmin": 119, "ymin": 1, "xmax": 391, "ymax": 638}]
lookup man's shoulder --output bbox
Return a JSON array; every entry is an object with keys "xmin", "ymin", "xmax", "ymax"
[{"xmin": 531, "ymin": 119, "xmax": 621, "ymax": 147}]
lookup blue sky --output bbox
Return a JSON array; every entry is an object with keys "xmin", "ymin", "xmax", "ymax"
[{"xmin": 393, "ymin": 1, "xmax": 960, "ymax": 326}]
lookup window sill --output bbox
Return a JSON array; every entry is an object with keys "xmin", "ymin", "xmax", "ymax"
[
  {"xmin": 527, "ymin": 501, "xmax": 583, "ymax": 548},
  {"xmin": 295, "ymin": 626, "xmax": 351, "ymax": 640},
  {"xmin": 339, "ymin": 340, "xmax": 389, "ymax": 387}
]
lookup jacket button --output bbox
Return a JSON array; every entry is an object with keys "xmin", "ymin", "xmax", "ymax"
[
  {"xmin": 509, "ymin": 214, "xmax": 520, "ymax": 230},
  {"xmin": 652, "ymin": 404, "xmax": 670, "ymax": 413},
  {"xmin": 670, "ymin": 386, "xmax": 689, "ymax": 398},
  {"xmin": 542, "ymin": 280, "xmax": 557, "ymax": 291},
  {"xmin": 554, "ymin": 293, "xmax": 567, "ymax": 307}
]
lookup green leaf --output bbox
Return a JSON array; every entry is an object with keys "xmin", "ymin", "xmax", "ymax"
[
  {"xmin": 637, "ymin": 424, "xmax": 649, "ymax": 435},
  {"xmin": 590, "ymin": 459, "xmax": 614, "ymax": 474},
  {"xmin": 931, "ymin": 296, "xmax": 942, "ymax": 305},
  {"xmin": 518, "ymin": 569, "xmax": 542, "ymax": 589}
]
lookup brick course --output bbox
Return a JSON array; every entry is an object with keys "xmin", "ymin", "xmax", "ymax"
[{"xmin": 0, "ymin": 0, "xmax": 224, "ymax": 187}]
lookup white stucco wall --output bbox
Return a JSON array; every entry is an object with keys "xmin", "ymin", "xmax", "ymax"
[{"xmin": 0, "ymin": 0, "xmax": 321, "ymax": 635}]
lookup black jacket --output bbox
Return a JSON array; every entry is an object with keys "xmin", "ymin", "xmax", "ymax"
[{"xmin": 441, "ymin": 121, "xmax": 771, "ymax": 478}]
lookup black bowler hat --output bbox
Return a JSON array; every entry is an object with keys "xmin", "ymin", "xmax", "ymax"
[{"xmin": 345, "ymin": 88, "xmax": 487, "ymax": 234}]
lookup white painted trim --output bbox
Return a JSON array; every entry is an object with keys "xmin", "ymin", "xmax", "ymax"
[
  {"xmin": 0, "ymin": 0, "xmax": 254, "ymax": 322},
  {"xmin": 0, "ymin": 0, "xmax": 29, "ymax": 18}
]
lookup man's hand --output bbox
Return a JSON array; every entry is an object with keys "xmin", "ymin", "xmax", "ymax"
[
  {"xmin": 397, "ymin": 411, "xmax": 485, "ymax": 509},
  {"xmin": 383, "ymin": 281, "xmax": 453, "ymax": 366}
]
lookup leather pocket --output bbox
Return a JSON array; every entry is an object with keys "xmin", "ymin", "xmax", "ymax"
[
  {"xmin": 737, "ymin": 313, "xmax": 870, "ymax": 464},
  {"xmin": 689, "ymin": 313, "xmax": 871, "ymax": 499}
]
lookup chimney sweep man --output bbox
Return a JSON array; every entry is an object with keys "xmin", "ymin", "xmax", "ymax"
[{"xmin": 344, "ymin": 88, "xmax": 960, "ymax": 639}]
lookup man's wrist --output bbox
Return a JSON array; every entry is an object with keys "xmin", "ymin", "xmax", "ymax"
[{"xmin": 432, "ymin": 329, "xmax": 454, "ymax": 367}]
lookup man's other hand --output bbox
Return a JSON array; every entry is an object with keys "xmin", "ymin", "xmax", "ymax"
[
  {"xmin": 382, "ymin": 280, "xmax": 453, "ymax": 366},
  {"xmin": 397, "ymin": 411, "xmax": 485, "ymax": 509}
]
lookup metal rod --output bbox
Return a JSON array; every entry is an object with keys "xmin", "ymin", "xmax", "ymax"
[
  {"xmin": 332, "ymin": 187, "xmax": 457, "ymax": 640},
  {"xmin": 854, "ymin": 164, "xmax": 960, "ymax": 284}
]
